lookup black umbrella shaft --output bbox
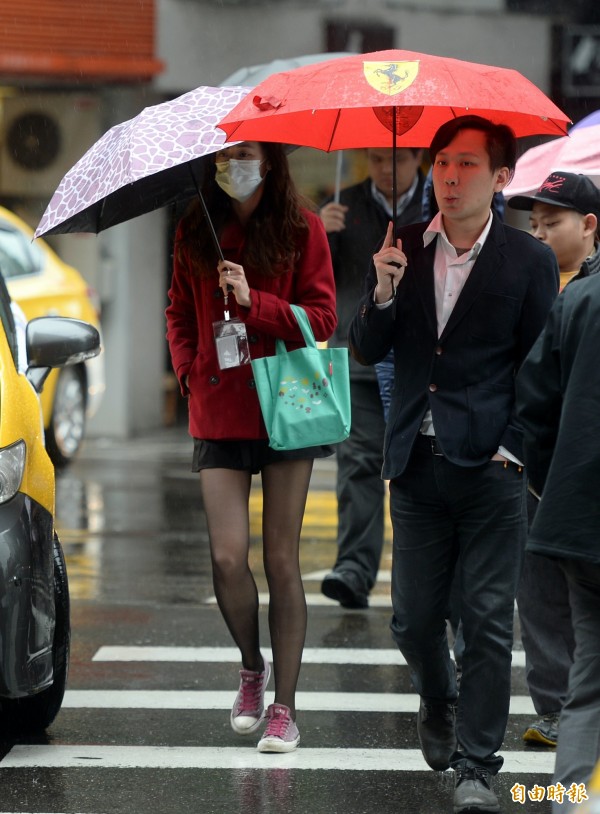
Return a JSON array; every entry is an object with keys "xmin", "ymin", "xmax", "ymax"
[
  {"xmin": 392, "ymin": 106, "xmax": 397, "ymax": 243},
  {"xmin": 188, "ymin": 163, "xmax": 225, "ymax": 262}
]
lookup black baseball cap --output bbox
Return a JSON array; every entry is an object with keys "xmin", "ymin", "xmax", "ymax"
[{"xmin": 508, "ymin": 171, "xmax": 600, "ymax": 219}]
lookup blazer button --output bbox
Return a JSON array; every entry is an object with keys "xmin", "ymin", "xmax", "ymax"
[
  {"xmin": 435, "ymin": 346, "xmax": 443, "ymax": 356},
  {"xmin": 248, "ymin": 334, "xmax": 258, "ymax": 344},
  {"xmin": 248, "ymin": 378, "xmax": 256, "ymax": 389},
  {"xmin": 209, "ymin": 375, "xmax": 219, "ymax": 385},
  {"xmin": 429, "ymin": 383, "xmax": 438, "ymax": 392},
  {"xmin": 213, "ymin": 287, "xmax": 223, "ymax": 299}
]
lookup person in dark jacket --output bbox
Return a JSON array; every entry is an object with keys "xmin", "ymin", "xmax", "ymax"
[
  {"xmin": 508, "ymin": 171, "xmax": 600, "ymax": 748},
  {"xmin": 319, "ymin": 146, "xmax": 424, "ymax": 608},
  {"xmin": 349, "ymin": 115, "xmax": 559, "ymax": 813},
  {"xmin": 516, "ymin": 271, "xmax": 600, "ymax": 812}
]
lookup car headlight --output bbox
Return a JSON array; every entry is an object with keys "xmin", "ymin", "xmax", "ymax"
[{"xmin": 0, "ymin": 440, "xmax": 26, "ymax": 505}]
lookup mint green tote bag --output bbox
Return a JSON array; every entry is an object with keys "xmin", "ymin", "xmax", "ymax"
[{"xmin": 251, "ymin": 305, "xmax": 351, "ymax": 450}]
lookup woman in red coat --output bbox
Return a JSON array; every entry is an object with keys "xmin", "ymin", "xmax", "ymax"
[{"xmin": 166, "ymin": 141, "xmax": 336, "ymax": 753}]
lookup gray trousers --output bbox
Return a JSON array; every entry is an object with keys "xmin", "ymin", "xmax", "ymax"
[
  {"xmin": 552, "ymin": 560, "xmax": 600, "ymax": 813},
  {"xmin": 333, "ymin": 377, "xmax": 386, "ymax": 594},
  {"xmin": 517, "ymin": 551, "xmax": 575, "ymax": 715}
]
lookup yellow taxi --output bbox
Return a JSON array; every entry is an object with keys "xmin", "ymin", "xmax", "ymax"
[
  {"xmin": 0, "ymin": 205, "xmax": 105, "ymax": 466},
  {"xmin": 0, "ymin": 269, "xmax": 99, "ymax": 730}
]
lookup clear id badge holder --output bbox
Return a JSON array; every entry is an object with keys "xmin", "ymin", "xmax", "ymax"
[
  {"xmin": 213, "ymin": 290, "xmax": 250, "ymax": 370},
  {"xmin": 213, "ymin": 317, "xmax": 250, "ymax": 369}
]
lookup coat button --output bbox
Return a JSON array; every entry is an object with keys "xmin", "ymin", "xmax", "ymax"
[
  {"xmin": 247, "ymin": 379, "xmax": 256, "ymax": 389},
  {"xmin": 213, "ymin": 287, "xmax": 222, "ymax": 299},
  {"xmin": 209, "ymin": 376, "xmax": 219, "ymax": 385},
  {"xmin": 435, "ymin": 346, "xmax": 443, "ymax": 356},
  {"xmin": 248, "ymin": 334, "xmax": 258, "ymax": 344},
  {"xmin": 429, "ymin": 383, "xmax": 438, "ymax": 392}
]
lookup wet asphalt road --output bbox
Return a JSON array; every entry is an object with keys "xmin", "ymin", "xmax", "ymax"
[{"xmin": 0, "ymin": 426, "xmax": 556, "ymax": 814}]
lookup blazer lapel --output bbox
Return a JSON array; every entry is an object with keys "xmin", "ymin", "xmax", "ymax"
[
  {"xmin": 411, "ymin": 238, "xmax": 438, "ymax": 337},
  {"xmin": 439, "ymin": 218, "xmax": 505, "ymax": 342}
]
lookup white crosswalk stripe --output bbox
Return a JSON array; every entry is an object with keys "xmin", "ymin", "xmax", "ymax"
[
  {"xmin": 60, "ymin": 689, "xmax": 537, "ymax": 715},
  {"xmin": 92, "ymin": 644, "xmax": 527, "ymax": 668},
  {"xmin": 206, "ymin": 592, "xmax": 393, "ymax": 606},
  {"xmin": 0, "ymin": 621, "xmax": 554, "ymax": 811},
  {"xmin": 0, "ymin": 643, "xmax": 549, "ymax": 778},
  {"xmin": 0, "ymin": 745, "xmax": 555, "ymax": 773}
]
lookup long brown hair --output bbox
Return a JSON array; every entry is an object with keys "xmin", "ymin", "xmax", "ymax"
[{"xmin": 176, "ymin": 143, "xmax": 314, "ymax": 277}]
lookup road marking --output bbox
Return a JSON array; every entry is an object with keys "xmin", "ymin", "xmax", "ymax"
[
  {"xmin": 93, "ymin": 646, "xmax": 407, "ymax": 664},
  {"xmin": 249, "ymin": 488, "xmax": 393, "ymax": 542},
  {"xmin": 304, "ymin": 569, "xmax": 392, "ymax": 582},
  {"xmin": 60, "ymin": 690, "xmax": 536, "ymax": 715},
  {"xmin": 0, "ymin": 745, "xmax": 555, "ymax": 773},
  {"xmin": 207, "ymin": 592, "xmax": 394, "ymax": 607},
  {"xmin": 92, "ymin": 645, "xmax": 527, "ymax": 669}
]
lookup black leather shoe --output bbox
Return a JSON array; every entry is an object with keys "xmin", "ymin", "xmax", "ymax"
[
  {"xmin": 453, "ymin": 766, "xmax": 500, "ymax": 813},
  {"xmin": 321, "ymin": 570, "xmax": 368, "ymax": 609},
  {"xmin": 417, "ymin": 699, "xmax": 456, "ymax": 770}
]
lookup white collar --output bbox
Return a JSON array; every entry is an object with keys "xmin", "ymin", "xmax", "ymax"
[{"xmin": 423, "ymin": 211, "xmax": 493, "ymax": 259}]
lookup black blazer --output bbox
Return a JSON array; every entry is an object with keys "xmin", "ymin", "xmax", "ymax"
[{"xmin": 349, "ymin": 215, "xmax": 559, "ymax": 480}]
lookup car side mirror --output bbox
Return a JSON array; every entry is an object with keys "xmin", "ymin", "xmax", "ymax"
[{"xmin": 25, "ymin": 316, "xmax": 101, "ymax": 393}]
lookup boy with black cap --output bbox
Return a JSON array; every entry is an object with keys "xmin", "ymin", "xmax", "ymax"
[
  {"xmin": 507, "ymin": 171, "xmax": 600, "ymax": 749},
  {"xmin": 509, "ymin": 171, "xmax": 600, "ymax": 290}
]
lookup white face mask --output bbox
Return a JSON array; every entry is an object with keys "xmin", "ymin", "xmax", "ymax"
[{"xmin": 215, "ymin": 158, "xmax": 265, "ymax": 202}]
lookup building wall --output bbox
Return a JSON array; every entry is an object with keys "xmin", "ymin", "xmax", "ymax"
[{"xmin": 156, "ymin": 0, "xmax": 552, "ymax": 94}]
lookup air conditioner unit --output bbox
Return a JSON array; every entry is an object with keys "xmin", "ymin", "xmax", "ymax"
[{"xmin": 0, "ymin": 94, "xmax": 100, "ymax": 197}]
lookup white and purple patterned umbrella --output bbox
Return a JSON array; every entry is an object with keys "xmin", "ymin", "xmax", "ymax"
[{"xmin": 35, "ymin": 85, "xmax": 249, "ymax": 238}]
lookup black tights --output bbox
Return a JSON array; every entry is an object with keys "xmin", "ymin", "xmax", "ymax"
[{"xmin": 199, "ymin": 458, "xmax": 313, "ymax": 717}]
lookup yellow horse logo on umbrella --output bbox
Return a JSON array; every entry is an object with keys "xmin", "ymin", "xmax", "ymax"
[{"xmin": 363, "ymin": 61, "xmax": 420, "ymax": 95}]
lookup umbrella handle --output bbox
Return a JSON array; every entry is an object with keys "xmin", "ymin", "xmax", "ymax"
[{"xmin": 334, "ymin": 151, "xmax": 343, "ymax": 204}]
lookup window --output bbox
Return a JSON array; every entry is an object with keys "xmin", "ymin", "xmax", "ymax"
[{"xmin": 0, "ymin": 220, "xmax": 42, "ymax": 280}]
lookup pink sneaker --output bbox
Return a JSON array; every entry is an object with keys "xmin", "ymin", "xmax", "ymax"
[
  {"xmin": 257, "ymin": 703, "xmax": 300, "ymax": 753},
  {"xmin": 230, "ymin": 657, "xmax": 271, "ymax": 735}
]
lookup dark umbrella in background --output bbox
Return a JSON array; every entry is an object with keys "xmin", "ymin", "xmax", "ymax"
[
  {"xmin": 219, "ymin": 52, "xmax": 353, "ymax": 87},
  {"xmin": 220, "ymin": 53, "xmax": 354, "ymax": 202}
]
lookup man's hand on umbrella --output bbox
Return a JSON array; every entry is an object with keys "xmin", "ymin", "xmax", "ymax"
[
  {"xmin": 218, "ymin": 260, "xmax": 251, "ymax": 308},
  {"xmin": 320, "ymin": 202, "xmax": 348, "ymax": 233},
  {"xmin": 373, "ymin": 221, "xmax": 407, "ymax": 304}
]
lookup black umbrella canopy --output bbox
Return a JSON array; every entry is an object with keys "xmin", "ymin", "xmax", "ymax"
[{"xmin": 39, "ymin": 156, "xmax": 211, "ymax": 236}]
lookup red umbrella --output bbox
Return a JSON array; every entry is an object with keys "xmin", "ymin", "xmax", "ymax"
[{"xmin": 217, "ymin": 49, "xmax": 570, "ymax": 150}]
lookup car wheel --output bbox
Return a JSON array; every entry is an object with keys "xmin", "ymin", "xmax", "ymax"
[
  {"xmin": 46, "ymin": 365, "xmax": 87, "ymax": 468},
  {"xmin": 0, "ymin": 534, "xmax": 70, "ymax": 733}
]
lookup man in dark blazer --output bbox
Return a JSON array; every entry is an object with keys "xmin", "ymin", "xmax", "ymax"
[
  {"xmin": 349, "ymin": 115, "xmax": 559, "ymax": 813},
  {"xmin": 516, "ymin": 273, "xmax": 600, "ymax": 811}
]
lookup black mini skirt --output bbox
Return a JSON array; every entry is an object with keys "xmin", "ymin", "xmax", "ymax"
[{"xmin": 192, "ymin": 438, "xmax": 334, "ymax": 475}]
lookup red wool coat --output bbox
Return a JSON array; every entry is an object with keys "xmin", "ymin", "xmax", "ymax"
[{"xmin": 166, "ymin": 209, "xmax": 337, "ymax": 440}]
